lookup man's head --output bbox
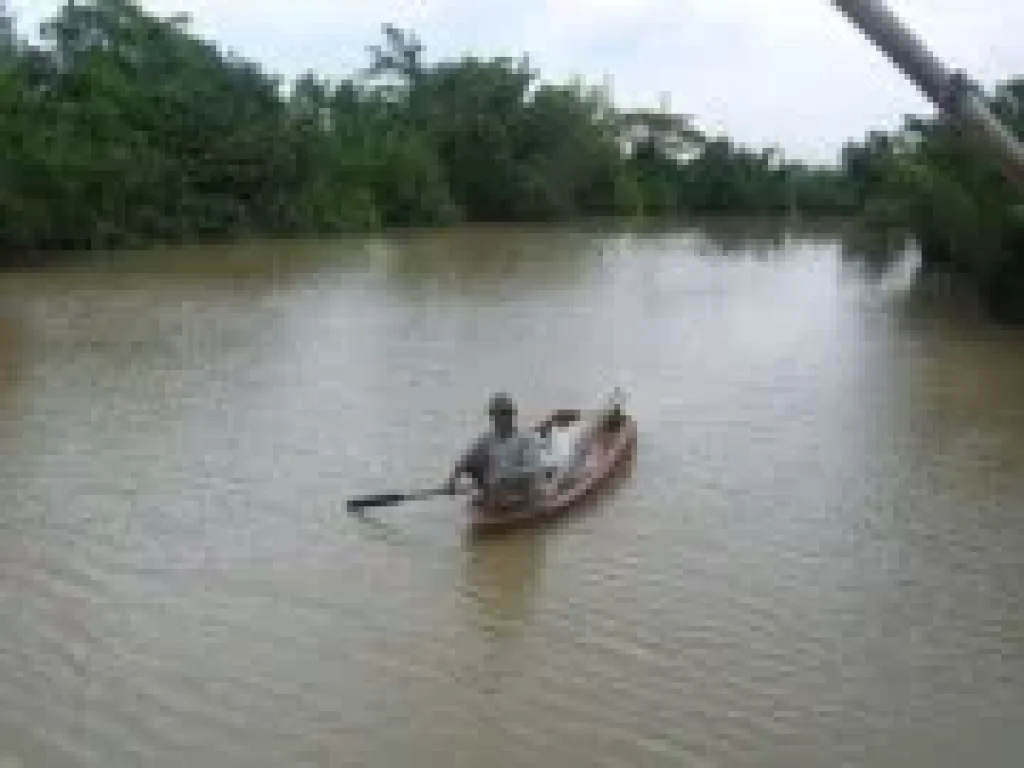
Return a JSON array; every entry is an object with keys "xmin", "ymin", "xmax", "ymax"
[{"xmin": 487, "ymin": 391, "xmax": 518, "ymax": 435}]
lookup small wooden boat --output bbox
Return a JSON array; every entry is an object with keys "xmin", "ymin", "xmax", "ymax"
[{"xmin": 468, "ymin": 394, "xmax": 637, "ymax": 532}]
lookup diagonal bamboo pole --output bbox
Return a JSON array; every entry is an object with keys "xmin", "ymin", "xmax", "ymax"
[{"xmin": 830, "ymin": 0, "xmax": 1024, "ymax": 187}]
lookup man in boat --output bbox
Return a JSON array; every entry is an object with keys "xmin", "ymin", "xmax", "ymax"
[{"xmin": 444, "ymin": 392, "xmax": 548, "ymax": 509}]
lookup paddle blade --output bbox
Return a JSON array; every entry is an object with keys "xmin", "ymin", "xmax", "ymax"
[{"xmin": 347, "ymin": 493, "xmax": 414, "ymax": 512}]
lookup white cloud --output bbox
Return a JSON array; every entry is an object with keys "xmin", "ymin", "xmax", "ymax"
[{"xmin": 9, "ymin": 0, "xmax": 1024, "ymax": 161}]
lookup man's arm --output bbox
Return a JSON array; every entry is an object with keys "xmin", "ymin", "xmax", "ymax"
[{"xmin": 444, "ymin": 435, "xmax": 489, "ymax": 491}]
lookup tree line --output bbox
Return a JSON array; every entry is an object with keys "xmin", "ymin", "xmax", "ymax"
[
  {"xmin": 840, "ymin": 78, "xmax": 1024, "ymax": 322},
  {"xmin": 0, "ymin": 0, "xmax": 852, "ymax": 257},
  {"xmin": 1, "ymin": 1, "xmax": 1022, "ymax": 320}
]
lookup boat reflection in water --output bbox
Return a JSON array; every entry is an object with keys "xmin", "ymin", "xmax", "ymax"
[{"xmin": 458, "ymin": 528, "xmax": 548, "ymax": 692}]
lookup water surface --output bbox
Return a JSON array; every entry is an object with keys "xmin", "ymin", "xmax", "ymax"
[{"xmin": 1, "ymin": 223, "xmax": 1022, "ymax": 767}]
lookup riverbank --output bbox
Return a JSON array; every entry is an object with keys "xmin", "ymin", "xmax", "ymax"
[{"xmin": 2, "ymin": 1, "xmax": 1020, "ymax": 323}]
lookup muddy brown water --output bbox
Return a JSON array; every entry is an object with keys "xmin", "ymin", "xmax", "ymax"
[{"xmin": 1, "ymin": 223, "xmax": 1022, "ymax": 767}]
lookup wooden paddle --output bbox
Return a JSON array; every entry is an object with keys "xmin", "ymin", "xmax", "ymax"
[{"xmin": 347, "ymin": 486, "xmax": 465, "ymax": 513}]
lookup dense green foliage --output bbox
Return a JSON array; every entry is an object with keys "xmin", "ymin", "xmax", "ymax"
[
  {"xmin": 627, "ymin": 127, "xmax": 854, "ymax": 217},
  {"xmin": 0, "ymin": 0, "xmax": 854, "ymax": 258},
  {"xmin": 841, "ymin": 78, "xmax": 1024, "ymax": 322}
]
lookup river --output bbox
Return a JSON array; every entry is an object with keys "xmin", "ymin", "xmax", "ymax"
[{"xmin": 1, "ymin": 222, "xmax": 1022, "ymax": 767}]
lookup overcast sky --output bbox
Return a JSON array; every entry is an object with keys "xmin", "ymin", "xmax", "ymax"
[{"xmin": 10, "ymin": 0, "xmax": 1024, "ymax": 162}]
